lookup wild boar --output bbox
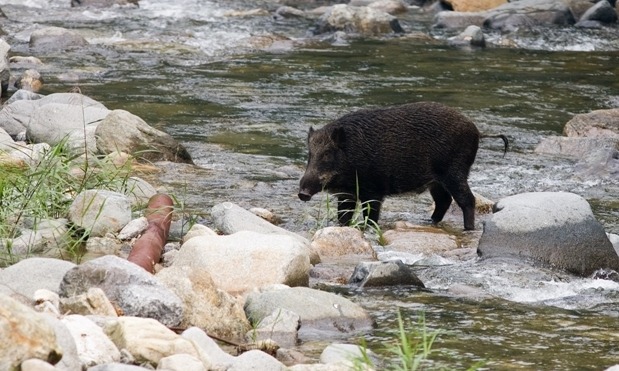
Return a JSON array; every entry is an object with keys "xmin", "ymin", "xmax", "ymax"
[{"xmin": 298, "ymin": 101, "xmax": 507, "ymax": 230}]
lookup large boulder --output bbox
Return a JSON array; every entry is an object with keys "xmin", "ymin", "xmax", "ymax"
[
  {"xmin": 172, "ymin": 231, "xmax": 311, "ymax": 295},
  {"xmin": 95, "ymin": 109, "xmax": 193, "ymax": 164},
  {"xmin": 59, "ymin": 255, "xmax": 184, "ymax": 327},
  {"xmin": 477, "ymin": 192, "xmax": 619, "ymax": 276},
  {"xmin": 0, "ymin": 257, "xmax": 76, "ymax": 300}
]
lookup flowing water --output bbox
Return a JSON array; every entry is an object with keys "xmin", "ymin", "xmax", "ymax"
[{"xmin": 3, "ymin": 0, "xmax": 619, "ymax": 369}]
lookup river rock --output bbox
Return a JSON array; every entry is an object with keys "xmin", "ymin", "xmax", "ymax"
[
  {"xmin": 244, "ymin": 286, "xmax": 373, "ymax": 340},
  {"xmin": 442, "ymin": 0, "xmax": 507, "ymax": 12},
  {"xmin": 181, "ymin": 327, "xmax": 235, "ymax": 370},
  {"xmin": 172, "ymin": 231, "xmax": 311, "ymax": 295},
  {"xmin": 349, "ymin": 260, "xmax": 425, "ymax": 288},
  {"xmin": 448, "ymin": 24, "xmax": 486, "ymax": 47},
  {"xmin": 0, "ymin": 294, "xmax": 63, "ymax": 370},
  {"xmin": 29, "ymin": 26, "xmax": 89, "ymax": 50},
  {"xmin": 563, "ymin": 108, "xmax": 619, "ymax": 138},
  {"xmin": 95, "ymin": 109, "xmax": 193, "ymax": 164},
  {"xmin": 477, "ymin": 192, "xmax": 619, "ymax": 276},
  {"xmin": 310, "ymin": 226, "xmax": 375, "ymax": 258},
  {"xmin": 61, "ymin": 314, "xmax": 121, "ymax": 368},
  {"xmin": 15, "ymin": 69, "xmax": 43, "ymax": 93},
  {"xmin": 59, "ymin": 255, "xmax": 184, "ymax": 327},
  {"xmin": 0, "ymin": 127, "xmax": 14, "ymax": 151},
  {"xmin": 157, "ymin": 353, "xmax": 206, "ymax": 371},
  {"xmin": 349, "ymin": 0, "xmax": 409, "ymax": 15},
  {"xmin": 314, "ymin": 4, "xmax": 404, "ymax": 35},
  {"xmin": 229, "ymin": 350, "xmax": 287, "ymax": 371},
  {"xmin": 4, "ymin": 89, "xmax": 44, "ymax": 106},
  {"xmin": 60, "ymin": 287, "xmax": 118, "ymax": 317},
  {"xmin": 156, "ymin": 264, "xmax": 251, "ymax": 341},
  {"xmin": 0, "ymin": 99, "xmax": 36, "ymax": 136},
  {"xmin": 578, "ymin": 0, "xmax": 618, "ymax": 24},
  {"xmin": 381, "ymin": 223, "xmax": 459, "ymax": 259},
  {"xmin": 71, "ymin": 0, "xmax": 139, "ymax": 7},
  {"xmin": 247, "ymin": 307, "xmax": 300, "ymax": 347},
  {"xmin": 0, "ymin": 38, "xmax": 9, "ymax": 96},
  {"xmin": 212, "ymin": 201, "xmax": 310, "ymax": 244},
  {"xmin": 68, "ymin": 189, "xmax": 132, "ymax": 237},
  {"xmin": 124, "ymin": 177, "xmax": 158, "ymax": 207},
  {"xmin": 4, "ymin": 219, "xmax": 71, "ymax": 259},
  {"xmin": 0, "ymin": 257, "xmax": 76, "ymax": 300},
  {"xmin": 433, "ymin": 11, "xmax": 486, "ymax": 29},
  {"xmin": 103, "ymin": 316, "xmax": 201, "ymax": 366}
]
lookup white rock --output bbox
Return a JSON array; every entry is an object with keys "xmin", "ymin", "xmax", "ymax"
[{"xmin": 62, "ymin": 314, "xmax": 121, "ymax": 367}]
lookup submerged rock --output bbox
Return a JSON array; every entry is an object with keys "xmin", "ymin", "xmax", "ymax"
[{"xmin": 477, "ymin": 192, "xmax": 619, "ymax": 276}]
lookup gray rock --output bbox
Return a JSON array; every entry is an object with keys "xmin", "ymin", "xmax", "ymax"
[
  {"xmin": 4, "ymin": 89, "xmax": 44, "ymax": 105},
  {"xmin": 0, "ymin": 257, "xmax": 76, "ymax": 299},
  {"xmin": 433, "ymin": 11, "xmax": 486, "ymax": 29},
  {"xmin": 314, "ymin": 4, "xmax": 404, "ymax": 35},
  {"xmin": 349, "ymin": 261, "xmax": 425, "ymax": 288},
  {"xmin": 483, "ymin": 0, "xmax": 575, "ymax": 30},
  {"xmin": 244, "ymin": 286, "xmax": 373, "ymax": 340},
  {"xmin": 117, "ymin": 217, "xmax": 149, "ymax": 240},
  {"xmin": 212, "ymin": 202, "xmax": 309, "ymax": 244},
  {"xmin": 60, "ymin": 287, "xmax": 118, "ymax": 317},
  {"xmin": 68, "ymin": 190, "xmax": 132, "ymax": 237},
  {"xmin": 59, "ymin": 255, "xmax": 184, "ymax": 327},
  {"xmin": 247, "ymin": 308, "xmax": 300, "ymax": 347},
  {"xmin": 123, "ymin": 177, "xmax": 157, "ymax": 208},
  {"xmin": 157, "ymin": 354, "xmax": 205, "ymax": 371},
  {"xmin": 477, "ymin": 192, "xmax": 619, "ymax": 276},
  {"xmin": 0, "ymin": 294, "xmax": 63, "ymax": 370},
  {"xmin": 320, "ymin": 343, "xmax": 374, "ymax": 366},
  {"xmin": 41, "ymin": 313, "xmax": 82, "ymax": 371},
  {"xmin": 95, "ymin": 109, "xmax": 193, "ymax": 164},
  {"xmin": 173, "ymin": 231, "xmax": 311, "ymax": 295},
  {"xmin": 578, "ymin": 0, "xmax": 617, "ymax": 24},
  {"xmin": 5, "ymin": 219, "xmax": 71, "ymax": 258},
  {"xmin": 0, "ymin": 126, "xmax": 14, "ymax": 151},
  {"xmin": 29, "ymin": 26, "xmax": 89, "ymax": 51},
  {"xmin": 26, "ymin": 103, "xmax": 108, "ymax": 146},
  {"xmin": 0, "ymin": 99, "xmax": 38, "ymax": 136},
  {"xmin": 448, "ymin": 25, "xmax": 486, "ymax": 47}
]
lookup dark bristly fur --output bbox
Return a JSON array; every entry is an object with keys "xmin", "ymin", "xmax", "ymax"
[{"xmin": 298, "ymin": 101, "xmax": 508, "ymax": 231}]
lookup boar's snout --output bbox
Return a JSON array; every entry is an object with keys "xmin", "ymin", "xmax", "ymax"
[{"xmin": 298, "ymin": 191, "xmax": 313, "ymax": 202}]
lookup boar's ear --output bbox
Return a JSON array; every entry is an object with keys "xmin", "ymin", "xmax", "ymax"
[{"xmin": 330, "ymin": 127, "xmax": 346, "ymax": 147}]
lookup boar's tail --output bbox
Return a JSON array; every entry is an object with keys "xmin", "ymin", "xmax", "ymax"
[{"xmin": 481, "ymin": 134, "xmax": 509, "ymax": 157}]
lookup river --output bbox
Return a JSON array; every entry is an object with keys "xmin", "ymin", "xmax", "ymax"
[{"xmin": 2, "ymin": 0, "xmax": 619, "ymax": 369}]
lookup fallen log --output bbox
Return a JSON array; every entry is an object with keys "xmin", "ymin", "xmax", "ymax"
[{"xmin": 127, "ymin": 193, "xmax": 173, "ymax": 273}]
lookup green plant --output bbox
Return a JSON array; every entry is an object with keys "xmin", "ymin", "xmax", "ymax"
[{"xmin": 0, "ymin": 139, "xmax": 137, "ymax": 266}]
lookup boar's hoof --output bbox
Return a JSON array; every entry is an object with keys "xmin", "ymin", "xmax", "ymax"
[{"xmin": 298, "ymin": 192, "xmax": 312, "ymax": 202}]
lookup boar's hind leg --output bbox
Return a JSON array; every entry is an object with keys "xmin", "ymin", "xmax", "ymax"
[
  {"xmin": 337, "ymin": 195, "xmax": 357, "ymax": 226},
  {"xmin": 443, "ymin": 179, "xmax": 476, "ymax": 231},
  {"xmin": 429, "ymin": 183, "xmax": 453, "ymax": 225}
]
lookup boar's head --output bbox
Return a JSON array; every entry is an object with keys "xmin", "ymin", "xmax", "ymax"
[{"xmin": 298, "ymin": 126, "xmax": 347, "ymax": 201}]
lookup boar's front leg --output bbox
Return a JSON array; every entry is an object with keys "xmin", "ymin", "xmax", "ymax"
[{"xmin": 337, "ymin": 195, "xmax": 356, "ymax": 226}]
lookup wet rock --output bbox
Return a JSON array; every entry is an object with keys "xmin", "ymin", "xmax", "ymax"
[
  {"xmin": 442, "ymin": 0, "xmax": 507, "ymax": 12},
  {"xmin": 349, "ymin": 260, "xmax": 425, "ymax": 288},
  {"xmin": 212, "ymin": 202, "xmax": 309, "ymax": 244},
  {"xmin": 314, "ymin": 4, "xmax": 404, "ymax": 35},
  {"xmin": 349, "ymin": 0, "xmax": 409, "ymax": 15},
  {"xmin": 381, "ymin": 223, "xmax": 459, "ymax": 259},
  {"xmin": 310, "ymin": 226, "xmax": 375, "ymax": 259},
  {"xmin": 61, "ymin": 314, "xmax": 121, "ymax": 368},
  {"xmin": 578, "ymin": 0, "xmax": 618, "ymax": 24},
  {"xmin": 60, "ymin": 287, "xmax": 118, "ymax": 317},
  {"xmin": 483, "ymin": 0, "xmax": 575, "ymax": 30},
  {"xmin": 68, "ymin": 189, "xmax": 132, "ymax": 237},
  {"xmin": 448, "ymin": 24, "xmax": 486, "ymax": 47},
  {"xmin": 59, "ymin": 255, "xmax": 184, "ymax": 327},
  {"xmin": 156, "ymin": 264, "xmax": 250, "ymax": 341},
  {"xmin": 0, "ymin": 294, "xmax": 63, "ymax": 370},
  {"xmin": 534, "ymin": 137, "xmax": 619, "ymax": 178},
  {"xmin": 247, "ymin": 308, "xmax": 300, "ymax": 348},
  {"xmin": 244, "ymin": 286, "xmax": 373, "ymax": 340},
  {"xmin": 71, "ymin": 0, "xmax": 139, "ymax": 7},
  {"xmin": 15, "ymin": 69, "xmax": 43, "ymax": 93},
  {"xmin": 566, "ymin": 0, "xmax": 597, "ymax": 21},
  {"xmin": 477, "ymin": 192, "xmax": 619, "ymax": 276},
  {"xmin": 29, "ymin": 26, "xmax": 89, "ymax": 51},
  {"xmin": 172, "ymin": 231, "xmax": 311, "ymax": 295},
  {"xmin": 0, "ymin": 257, "xmax": 76, "ymax": 300},
  {"xmin": 95, "ymin": 109, "xmax": 194, "ymax": 164},
  {"xmin": 103, "ymin": 316, "xmax": 200, "ymax": 366},
  {"xmin": 563, "ymin": 108, "xmax": 619, "ymax": 138}
]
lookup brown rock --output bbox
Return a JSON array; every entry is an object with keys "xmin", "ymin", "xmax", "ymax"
[{"xmin": 442, "ymin": 0, "xmax": 507, "ymax": 12}]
